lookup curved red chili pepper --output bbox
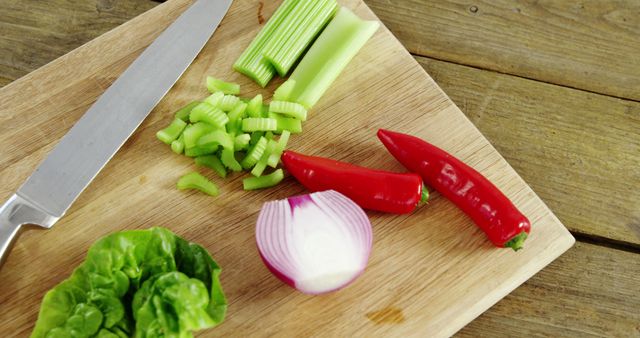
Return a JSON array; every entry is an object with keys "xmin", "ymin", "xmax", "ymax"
[
  {"xmin": 282, "ymin": 150, "xmax": 424, "ymax": 214},
  {"xmin": 377, "ymin": 129, "xmax": 531, "ymax": 250}
]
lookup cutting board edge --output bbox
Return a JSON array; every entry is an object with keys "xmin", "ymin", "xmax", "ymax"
[{"xmin": 444, "ymin": 228, "xmax": 575, "ymax": 337}]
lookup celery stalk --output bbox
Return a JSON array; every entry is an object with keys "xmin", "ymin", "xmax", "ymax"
[
  {"xmin": 263, "ymin": 0, "xmax": 337, "ymax": 76},
  {"xmin": 272, "ymin": 80, "xmax": 296, "ymax": 101},
  {"xmin": 233, "ymin": 0, "xmax": 301, "ymax": 87},
  {"xmin": 285, "ymin": 7, "xmax": 379, "ymax": 108}
]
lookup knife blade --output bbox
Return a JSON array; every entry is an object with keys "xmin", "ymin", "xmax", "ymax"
[{"xmin": 0, "ymin": 0, "xmax": 233, "ymax": 263}]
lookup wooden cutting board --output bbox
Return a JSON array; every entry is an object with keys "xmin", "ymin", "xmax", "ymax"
[{"xmin": 0, "ymin": 0, "xmax": 575, "ymax": 336}]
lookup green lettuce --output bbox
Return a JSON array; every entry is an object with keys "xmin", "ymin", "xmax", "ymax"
[{"xmin": 31, "ymin": 227, "xmax": 226, "ymax": 338}]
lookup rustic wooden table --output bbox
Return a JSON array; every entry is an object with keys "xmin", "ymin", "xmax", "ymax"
[{"xmin": 1, "ymin": 0, "xmax": 638, "ymax": 336}]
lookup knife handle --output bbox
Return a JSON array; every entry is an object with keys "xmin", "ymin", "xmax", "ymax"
[{"xmin": 0, "ymin": 194, "xmax": 59, "ymax": 266}]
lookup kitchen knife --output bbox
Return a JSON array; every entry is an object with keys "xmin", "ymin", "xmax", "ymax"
[{"xmin": 0, "ymin": 0, "xmax": 233, "ymax": 264}]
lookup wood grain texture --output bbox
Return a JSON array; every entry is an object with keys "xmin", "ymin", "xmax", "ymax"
[
  {"xmin": 364, "ymin": 0, "xmax": 640, "ymax": 101},
  {"xmin": 0, "ymin": 0, "xmax": 574, "ymax": 337},
  {"xmin": 457, "ymin": 241, "xmax": 640, "ymax": 337},
  {"xmin": 0, "ymin": 0, "xmax": 157, "ymax": 87},
  {"xmin": 416, "ymin": 56, "xmax": 640, "ymax": 247}
]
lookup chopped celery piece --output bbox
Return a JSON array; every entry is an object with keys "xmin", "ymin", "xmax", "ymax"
[
  {"xmin": 204, "ymin": 92, "xmax": 224, "ymax": 107},
  {"xmin": 241, "ymin": 137, "xmax": 267, "ymax": 170},
  {"xmin": 265, "ymin": 131, "xmax": 274, "ymax": 140},
  {"xmin": 246, "ymin": 94, "xmax": 263, "ymax": 118},
  {"xmin": 183, "ymin": 122, "xmax": 217, "ymax": 149},
  {"xmin": 269, "ymin": 101, "xmax": 307, "ymax": 121},
  {"xmin": 243, "ymin": 169, "xmax": 284, "ymax": 190},
  {"xmin": 189, "ymin": 102, "xmax": 229, "ymax": 128},
  {"xmin": 227, "ymin": 102, "xmax": 247, "ymax": 134},
  {"xmin": 177, "ymin": 172, "xmax": 219, "ymax": 196},
  {"xmin": 251, "ymin": 140, "xmax": 277, "ymax": 177},
  {"xmin": 197, "ymin": 130, "xmax": 233, "ymax": 150},
  {"xmin": 234, "ymin": 133, "xmax": 251, "ymax": 150},
  {"xmin": 287, "ymin": 7, "xmax": 379, "ymax": 108},
  {"xmin": 206, "ymin": 76, "xmax": 240, "ymax": 95},
  {"xmin": 261, "ymin": 104, "xmax": 270, "ymax": 117},
  {"xmin": 241, "ymin": 118, "xmax": 277, "ymax": 132},
  {"xmin": 156, "ymin": 118, "xmax": 187, "ymax": 144},
  {"xmin": 184, "ymin": 144, "xmax": 217, "ymax": 157},
  {"xmin": 175, "ymin": 101, "xmax": 201, "ymax": 121},
  {"xmin": 220, "ymin": 95, "xmax": 240, "ymax": 111},
  {"xmin": 267, "ymin": 130, "xmax": 290, "ymax": 167},
  {"xmin": 263, "ymin": 0, "xmax": 338, "ymax": 76},
  {"xmin": 249, "ymin": 131, "xmax": 264, "ymax": 145},
  {"xmin": 171, "ymin": 134, "xmax": 185, "ymax": 154},
  {"xmin": 221, "ymin": 148, "xmax": 242, "ymax": 172},
  {"xmin": 233, "ymin": 0, "xmax": 301, "ymax": 87},
  {"xmin": 268, "ymin": 113, "xmax": 302, "ymax": 134},
  {"xmin": 272, "ymin": 79, "xmax": 296, "ymax": 101},
  {"xmin": 195, "ymin": 155, "xmax": 227, "ymax": 178}
]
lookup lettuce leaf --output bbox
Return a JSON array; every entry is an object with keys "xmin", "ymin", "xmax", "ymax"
[{"xmin": 31, "ymin": 228, "xmax": 226, "ymax": 338}]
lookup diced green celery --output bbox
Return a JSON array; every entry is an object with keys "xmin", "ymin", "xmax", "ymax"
[
  {"xmin": 243, "ymin": 169, "xmax": 284, "ymax": 190},
  {"xmin": 183, "ymin": 122, "xmax": 217, "ymax": 149},
  {"xmin": 197, "ymin": 130, "xmax": 233, "ymax": 150},
  {"xmin": 189, "ymin": 102, "xmax": 229, "ymax": 128},
  {"xmin": 269, "ymin": 101, "xmax": 307, "ymax": 121},
  {"xmin": 251, "ymin": 140, "xmax": 277, "ymax": 177},
  {"xmin": 241, "ymin": 137, "xmax": 267, "ymax": 170},
  {"xmin": 250, "ymin": 131, "xmax": 264, "ymax": 145},
  {"xmin": 206, "ymin": 77, "xmax": 240, "ymax": 95},
  {"xmin": 233, "ymin": 0, "xmax": 301, "ymax": 87},
  {"xmin": 227, "ymin": 102, "xmax": 247, "ymax": 134},
  {"xmin": 265, "ymin": 131, "xmax": 274, "ymax": 140},
  {"xmin": 195, "ymin": 155, "xmax": 227, "ymax": 178},
  {"xmin": 241, "ymin": 118, "xmax": 277, "ymax": 132},
  {"xmin": 246, "ymin": 94, "xmax": 263, "ymax": 117},
  {"xmin": 268, "ymin": 113, "xmax": 302, "ymax": 134},
  {"xmin": 221, "ymin": 148, "xmax": 242, "ymax": 172},
  {"xmin": 267, "ymin": 130, "xmax": 290, "ymax": 167},
  {"xmin": 184, "ymin": 144, "xmax": 218, "ymax": 157},
  {"xmin": 171, "ymin": 134, "xmax": 185, "ymax": 154},
  {"xmin": 204, "ymin": 92, "xmax": 224, "ymax": 107},
  {"xmin": 261, "ymin": 104, "xmax": 270, "ymax": 118},
  {"xmin": 156, "ymin": 118, "xmax": 187, "ymax": 144},
  {"xmin": 287, "ymin": 7, "xmax": 379, "ymax": 108},
  {"xmin": 177, "ymin": 172, "xmax": 219, "ymax": 196},
  {"xmin": 234, "ymin": 133, "xmax": 251, "ymax": 150},
  {"xmin": 174, "ymin": 101, "xmax": 201, "ymax": 121},
  {"xmin": 220, "ymin": 95, "xmax": 240, "ymax": 111},
  {"xmin": 272, "ymin": 79, "xmax": 296, "ymax": 101},
  {"xmin": 263, "ymin": 0, "xmax": 338, "ymax": 76}
]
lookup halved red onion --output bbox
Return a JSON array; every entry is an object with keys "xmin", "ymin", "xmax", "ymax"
[{"xmin": 256, "ymin": 190, "xmax": 373, "ymax": 294}]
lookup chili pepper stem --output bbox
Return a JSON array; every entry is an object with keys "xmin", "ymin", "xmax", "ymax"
[
  {"xmin": 504, "ymin": 232, "xmax": 528, "ymax": 251},
  {"xmin": 420, "ymin": 186, "xmax": 429, "ymax": 204}
]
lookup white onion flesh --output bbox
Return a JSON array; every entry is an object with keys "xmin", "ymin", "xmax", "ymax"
[{"xmin": 256, "ymin": 190, "xmax": 373, "ymax": 294}]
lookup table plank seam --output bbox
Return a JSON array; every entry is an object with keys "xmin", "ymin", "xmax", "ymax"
[
  {"xmin": 573, "ymin": 231, "xmax": 640, "ymax": 255},
  {"xmin": 410, "ymin": 53, "xmax": 640, "ymax": 104}
]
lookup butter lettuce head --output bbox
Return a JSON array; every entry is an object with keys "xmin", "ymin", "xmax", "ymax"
[{"xmin": 31, "ymin": 227, "xmax": 226, "ymax": 338}]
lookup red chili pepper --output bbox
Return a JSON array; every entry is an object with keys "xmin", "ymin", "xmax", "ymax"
[
  {"xmin": 282, "ymin": 150, "xmax": 425, "ymax": 214},
  {"xmin": 377, "ymin": 129, "xmax": 531, "ymax": 250}
]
